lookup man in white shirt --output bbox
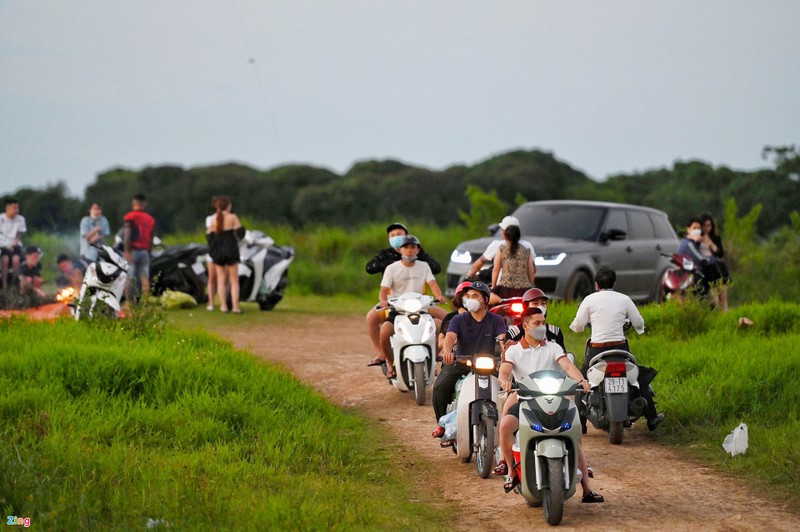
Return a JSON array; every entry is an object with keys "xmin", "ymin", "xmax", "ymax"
[
  {"xmin": 0, "ymin": 198, "xmax": 27, "ymax": 289},
  {"xmin": 497, "ymin": 307, "xmax": 603, "ymax": 502},
  {"xmin": 570, "ymin": 267, "xmax": 664, "ymax": 431},
  {"xmin": 465, "ymin": 216, "xmax": 536, "ymax": 294},
  {"xmin": 379, "ymin": 236, "xmax": 446, "ymax": 381}
]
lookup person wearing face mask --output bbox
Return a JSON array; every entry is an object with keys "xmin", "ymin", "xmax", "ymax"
[
  {"xmin": 506, "ymin": 287, "xmax": 566, "ymax": 351},
  {"xmin": 79, "ymin": 202, "xmax": 111, "ymax": 264},
  {"xmin": 496, "ymin": 307, "xmax": 603, "ymax": 502},
  {"xmin": 366, "ymin": 222, "xmax": 442, "ymax": 367},
  {"xmin": 431, "ymin": 281, "xmax": 507, "ymax": 442},
  {"xmin": 570, "ymin": 267, "xmax": 664, "ymax": 431},
  {"xmin": 377, "ymin": 235, "xmax": 446, "ymax": 382}
]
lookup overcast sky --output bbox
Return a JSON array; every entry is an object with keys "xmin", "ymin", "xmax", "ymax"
[{"xmin": 2, "ymin": 1, "xmax": 798, "ymax": 197}]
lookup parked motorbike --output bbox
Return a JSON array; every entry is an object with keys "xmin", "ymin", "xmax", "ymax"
[
  {"xmin": 660, "ymin": 253, "xmax": 706, "ymax": 301},
  {"xmin": 71, "ymin": 244, "xmax": 129, "ymax": 320},
  {"xmin": 237, "ymin": 230, "xmax": 294, "ymax": 311},
  {"xmin": 582, "ymin": 348, "xmax": 649, "ymax": 444},
  {"xmin": 453, "ymin": 351, "xmax": 501, "ymax": 478},
  {"xmin": 150, "ymin": 243, "xmax": 209, "ymax": 303},
  {"xmin": 386, "ymin": 292, "xmax": 439, "ymax": 405},
  {"xmin": 513, "ymin": 369, "xmax": 582, "ymax": 525}
]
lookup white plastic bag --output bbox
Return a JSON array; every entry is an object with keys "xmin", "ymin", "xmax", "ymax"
[{"xmin": 722, "ymin": 422, "xmax": 748, "ymax": 456}]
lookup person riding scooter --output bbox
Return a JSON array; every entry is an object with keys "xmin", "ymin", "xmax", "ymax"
[
  {"xmin": 498, "ymin": 307, "xmax": 603, "ymax": 502},
  {"xmin": 432, "ymin": 281, "xmax": 507, "ymax": 441},
  {"xmin": 366, "ymin": 223, "xmax": 442, "ymax": 367}
]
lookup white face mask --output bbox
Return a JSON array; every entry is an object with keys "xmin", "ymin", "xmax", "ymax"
[
  {"xmin": 535, "ymin": 305, "xmax": 547, "ymax": 317},
  {"xmin": 689, "ymin": 228, "xmax": 702, "ymax": 237},
  {"xmin": 463, "ymin": 298, "xmax": 481, "ymax": 313}
]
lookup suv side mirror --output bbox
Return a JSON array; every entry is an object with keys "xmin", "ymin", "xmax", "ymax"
[
  {"xmin": 600, "ymin": 228, "xmax": 627, "ymax": 242},
  {"xmin": 486, "ymin": 223, "xmax": 500, "ymax": 236}
]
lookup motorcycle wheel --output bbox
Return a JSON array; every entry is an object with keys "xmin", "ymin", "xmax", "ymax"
[
  {"xmin": 543, "ymin": 457, "xmax": 564, "ymax": 526},
  {"xmin": 413, "ymin": 362, "xmax": 426, "ymax": 406},
  {"xmin": 609, "ymin": 420, "xmax": 624, "ymax": 445},
  {"xmin": 475, "ymin": 416, "xmax": 495, "ymax": 479}
]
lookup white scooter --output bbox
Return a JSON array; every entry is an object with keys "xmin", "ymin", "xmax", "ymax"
[
  {"xmin": 387, "ymin": 292, "xmax": 438, "ymax": 405},
  {"xmin": 73, "ymin": 244, "xmax": 129, "ymax": 320},
  {"xmin": 453, "ymin": 351, "xmax": 501, "ymax": 478},
  {"xmin": 514, "ymin": 369, "xmax": 582, "ymax": 526},
  {"xmin": 237, "ymin": 230, "xmax": 295, "ymax": 311}
]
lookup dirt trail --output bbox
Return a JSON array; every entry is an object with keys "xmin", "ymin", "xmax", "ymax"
[{"xmin": 215, "ymin": 314, "xmax": 798, "ymax": 531}]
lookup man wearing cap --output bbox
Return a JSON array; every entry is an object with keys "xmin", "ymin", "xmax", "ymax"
[
  {"xmin": 366, "ymin": 222, "xmax": 442, "ymax": 366},
  {"xmin": 378, "ymin": 235, "xmax": 446, "ymax": 382},
  {"xmin": 432, "ymin": 281, "xmax": 507, "ymax": 442},
  {"xmin": 465, "ymin": 216, "xmax": 535, "ymax": 302},
  {"xmin": 570, "ymin": 267, "xmax": 665, "ymax": 431}
]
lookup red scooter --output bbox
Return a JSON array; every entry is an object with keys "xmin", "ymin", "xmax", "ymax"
[{"xmin": 659, "ymin": 253, "xmax": 707, "ymax": 301}]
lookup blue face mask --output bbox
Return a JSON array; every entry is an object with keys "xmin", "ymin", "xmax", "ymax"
[{"xmin": 389, "ymin": 236, "xmax": 406, "ymax": 249}]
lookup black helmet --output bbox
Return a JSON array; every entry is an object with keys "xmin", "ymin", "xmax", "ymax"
[
  {"xmin": 401, "ymin": 235, "xmax": 420, "ymax": 247},
  {"xmin": 522, "ymin": 288, "xmax": 548, "ymax": 302},
  {"xmin": 468, "ymin": 281, "xmax": 491, "ymax": 300},
  {"xmin": 386, "ymin": 222, "xmax": 409, "ymax": 234}
]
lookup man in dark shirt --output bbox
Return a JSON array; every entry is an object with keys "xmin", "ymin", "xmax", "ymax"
[
  {"xmin": 431, "ymin": 281, "xmax": 507, "ymax": 438},
  {"xmin": 56, "ymin": 254, "xmax": 87, "ymax": 289},
  {"xmin": 365, "ymin": 222, "xmax": 442, "ymax": 366},
  {"xmin": 16, "ymin": 246, "xmax": 46, "ymax": 298}
]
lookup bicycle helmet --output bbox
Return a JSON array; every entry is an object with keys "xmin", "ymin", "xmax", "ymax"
[
  {"xmin": 522, "ymin": 287, "xmax": 549, "ymax": 302},
  {"xmin": 455, "ymin": 281, "xmax": 472, "ymax": 295}
]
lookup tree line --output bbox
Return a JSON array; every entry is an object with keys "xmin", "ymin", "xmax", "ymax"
[{"xmin": 4, "ymin": 147, "xmax": 799, "ymax": 237}]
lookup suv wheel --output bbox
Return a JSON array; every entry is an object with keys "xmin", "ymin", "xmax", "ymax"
[{"xmin": 566, "ymin": 271, "xmax": 593, "ymax": 301}]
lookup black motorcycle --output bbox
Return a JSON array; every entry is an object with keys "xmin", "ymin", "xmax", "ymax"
[{"xmin": 150, "ymin": 243, "xmax": 209, "ymax": 303}]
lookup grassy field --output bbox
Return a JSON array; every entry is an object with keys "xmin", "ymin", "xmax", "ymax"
[
  {"xmin": 2, "ymin": 294, "xmax": 799, "ymax": 530},
  {"xmin": 0, "ymin": 307, "xmax": 452, "ymax": 530}
]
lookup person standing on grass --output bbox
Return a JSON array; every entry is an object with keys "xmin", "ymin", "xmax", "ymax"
[
  {"xmin": 205, "ymin": 196, "xmax": 219, "ymax": 311},
  {"xmin": 79, "ymin": 202, "xmax": 111, "ymax": 264},
  {"xmin": 206, "ymin": 196, "xmax": 244, "ymax": 314},
  {"xmin": 123, "ymin": 193, "xmax": 156, "ymax": 301}
]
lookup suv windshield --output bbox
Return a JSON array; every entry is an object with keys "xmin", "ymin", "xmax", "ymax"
[{"xmin": 513, "ymin": 204, "xmax": 606, "ymax": 241}]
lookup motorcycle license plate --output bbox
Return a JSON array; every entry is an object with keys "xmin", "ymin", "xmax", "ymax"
[{"xmin": 604, "ymin": 378, "xmax": 628, "ymax": 393}]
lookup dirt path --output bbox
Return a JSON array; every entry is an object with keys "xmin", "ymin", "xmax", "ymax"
[{"xmin": 214, "ymin": 314, "xmax": 798, "ymax": 531}]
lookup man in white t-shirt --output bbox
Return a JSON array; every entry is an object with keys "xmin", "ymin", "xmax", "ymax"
[
  {"xmin": 465, "ymin": 216, "xmax": 535, "ymax": 289},
  {"xmin": 0, "ymin": 198, "xmax": 27, "ymax": 289},
  {"xmin": 378, "ymin": 235, "xmax": 446, "ymax": 381},
  {"xmin": 497, "ymin": 307, "xmax": 604, "ymax": 503}
]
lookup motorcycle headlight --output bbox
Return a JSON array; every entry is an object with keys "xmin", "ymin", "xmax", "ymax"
[
  {"xmin": 533, "ymin": 376, "xmax": 561, "ymax": 395},
  {"xmin": 450, "ymin": 249, "xmax": 472, "ymax": 264},
  {"xmin": 535, "ymin": 253, "xmax": 567, "ymax": 266},
  {"xmin": 474, "ymin": 356, "xmax": 495, "ymax": 371}
]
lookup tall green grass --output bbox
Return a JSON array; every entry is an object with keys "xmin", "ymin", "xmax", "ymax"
[
  {"xmin": 553, "ymin": 298, "xmax": 800, "ymax": 508},
  {"xmin": 0, "ymin": 316, "xmax": 451, "ymax": 529}
]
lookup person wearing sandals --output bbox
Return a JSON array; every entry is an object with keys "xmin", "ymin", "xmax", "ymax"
[
  {"xmin": 366, "ymin": 222, "xmax": 442, "ymax": 368},
  {"xmin": 497, "ymin": 307, "xmax": 604, "ymax": 503},
  {"xmin": 378, "ymin": 235, "xmax": 446, "ymax": 382}
]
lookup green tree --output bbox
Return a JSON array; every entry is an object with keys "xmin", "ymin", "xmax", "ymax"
[{"xmin": 458, "ymin": 185, "xmax": 505, "ymax": 236}]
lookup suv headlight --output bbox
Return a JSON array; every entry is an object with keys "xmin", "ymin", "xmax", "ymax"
[
  {"xmin": 535, "ymin": 253, "xmax": 567, "ymax": 266},
  {"xmin": 450, "ymin": 249, "xmax": 472, "ymax": 264}
]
